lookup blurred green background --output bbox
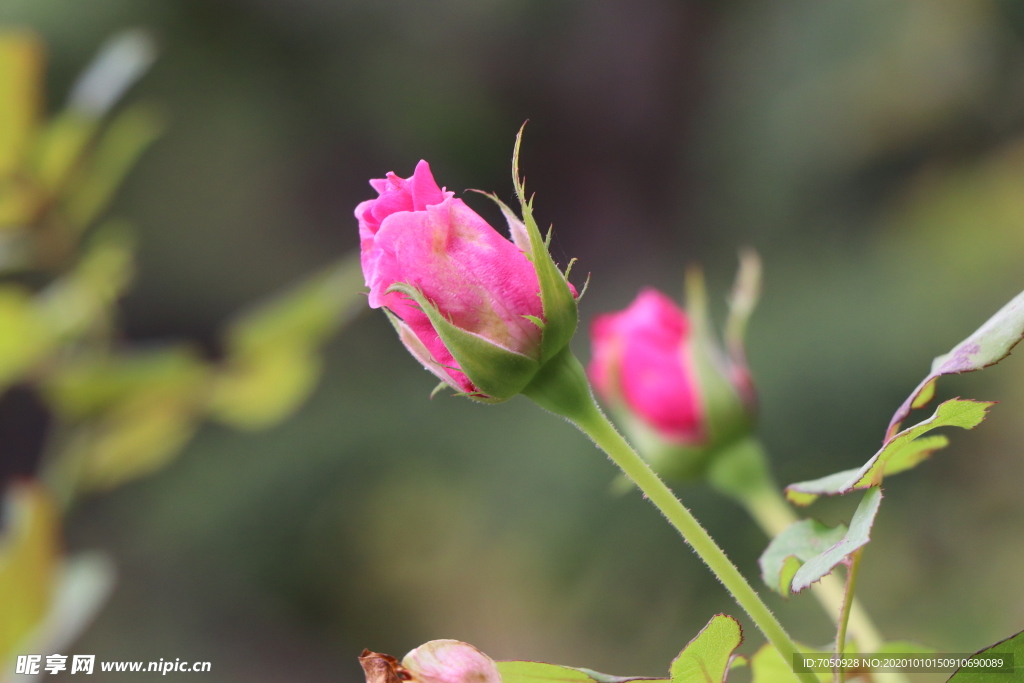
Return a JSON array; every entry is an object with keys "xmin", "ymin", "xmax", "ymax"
[{"xmin": 3, "ymin": 0, "xmax": 1024, "ymax": 680}]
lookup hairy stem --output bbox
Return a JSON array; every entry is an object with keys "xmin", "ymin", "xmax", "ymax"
[
  {"xmin": 834, "ymin": 549, "xmax": 863, "ymax": 683},
  {"xmin": 711, "ymin": 443, "xmax": 907, "ymax": 683},
  {"xmin": 730, "ymin": 469, "xmax": 884, "ymax": 651},
  {"xmin": 522, "ymin": 350, "xmax": 817, "ymax": 683}
]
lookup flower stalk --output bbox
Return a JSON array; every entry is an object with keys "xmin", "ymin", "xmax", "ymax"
[
  {"xmin": 707, "ymin": 440, "xmax": 885, "ymax": 652},
  {"xmin": 522, "ymin": 349, "xmax": 817, "ymax": 683}
]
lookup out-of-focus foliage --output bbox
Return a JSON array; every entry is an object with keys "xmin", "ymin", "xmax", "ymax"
[
  {"xmin": 0, "ymin": 27, "xmax": 363, "ymax": 678},
  {"xmin": 0, "ymin": 483, "xmax": 57, "ymax": 661},
  {"xmin": 2, "ymin": 0, "xmax": 1024, "ymax": 681},
  {"xmin": 0, "ymin": 482, "xmax": 114, "ymax": 676}
]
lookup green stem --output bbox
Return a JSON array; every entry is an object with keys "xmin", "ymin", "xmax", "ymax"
[
  {"xmin": 708, "ymin": 440, "xmax": 886, "ymax": 652},
  {"xmin": 711, "ymin": 443, "xmax": 907, "ymax": 683},
  {"xmin": 834, "ymin": 549, "xmax": 863, "ymax": 683},
  {"xmin": 522, "ymin": 350, "xmax": 817, "ymax": 683}
]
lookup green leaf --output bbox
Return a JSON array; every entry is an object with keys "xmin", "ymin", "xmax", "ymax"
[
  {"xmin": 0, "ymin": 31, "xmax": 42, "ymax": 177},
  {"xmin": 497, "ymin": 662, "xmax": 659, "ymax": 683},
  {"xmin": 790, "ymin": 487, "xmax": 882, "ymax": 593},
  {"xmin": 387, "ymin": 282, "xmax": 540, "ymax": 401},
  {"xmin": 887, "ymin": 287, "xmax": 1024, "ymax": 439},
  {"xmin": 750, "ymin": 644, "xmax": 828, "ymax": 683},
  {"xmin": 669, "ymin": 614, "xmax": 743, "ymax": 683},
  {"xmin": 759, "ymin": 519, "xmax": 847, "ymax": 596},
  {"xmin": 497, "ymin": 662, "xmax": 598, "ymax": 683},
  {"xmin": 947, "ymin": 630, "xmax": 1023, "ymax": 682},
  {"xmin": 787, "ymin": 399, "xmax": 991, "ymax": 505},
  {"xmin": 573, "ymin": 669, "xmax": 661, "ymax": 683}
]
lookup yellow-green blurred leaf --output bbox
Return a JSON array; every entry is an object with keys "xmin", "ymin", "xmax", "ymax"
[
  {"xmin": 45, "ymin": 346, "xmax": 207, "ymax": 419},
  {"xmin": 69, "ymin": 371, "xmax": 207, "ymax": 492},
  {"xmin": 0, "ymin": 31, "xmax": 42, "ymax": 178},
  {"xmin": 38, "ymin": 225, "xmax": 134, "ymax": 338},
  {"xmin": 208, "ymin": 255, "xmax": 363, "ymax": 429},
  {"xmin": 0, "ymin": 286, "xmax": 53, "ymax": 391},
  {"xmin": 208, "ymin": 344, "xmax": 321, "ymax": 430},
  {"xmin": 0, "ymin": 482, "xmax": 59, "ymax": 664},
  {"xmin": 63, "ymin": 105, "xmax": 163, "ymax": 232},
  {"xmin": 74, "ymin": 395, "xmax": 200, "ymax": 491},
  {"xmin": 30, "ymin": 111, "xmax": 99, "ymax": 192},
  {"xmin": 45, "ymin": 347, "xmax": 210, "ymax": 492},
  {"xmin": 225, "ymin": 255, "xmax": 364, "ymax": 354}
]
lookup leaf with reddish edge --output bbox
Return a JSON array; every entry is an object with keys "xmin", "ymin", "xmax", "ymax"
[
  {"xmin": 947, "ymin": 629, "xmax": 1023, "ymax": 681},
  {"xmin": 670, "ymin": 614, "xmax": 743, "ymax": 683},
  {"xmin": 790, "ymin": 487, "xmax": 881, "ymax": 593},
  {"xmin": 886, "ymin": 288, "xmax": 1024, "ymax": 440},
  {"xmin": 786, "ymin": 399, "xmax": 991, "ymax": 506},
  {"xmin": 759, "ymin": 519, "xmax": 847, "ymax": 596}
]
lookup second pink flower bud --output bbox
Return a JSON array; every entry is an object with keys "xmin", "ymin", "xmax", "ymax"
[{"xmin": 588, "ymin": 256, "xmax": 760, "ymax": 480}]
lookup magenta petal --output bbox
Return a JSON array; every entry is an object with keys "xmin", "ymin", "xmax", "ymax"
[
  {"xmin": 357, "ymin": 160, "xmax": 545, "ymax": 397},
  {"xmin": 410, "ymin": 159, "xmax": 446, "ymax": 210},
  {"xmin": 589, "ymin": 289, "xmax": 704, "ymax": 443}
]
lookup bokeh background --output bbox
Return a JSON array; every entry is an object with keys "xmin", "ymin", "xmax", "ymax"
[{"xmin": 3, "ymin": 0, "xmax": 1024, "ymax": 680}]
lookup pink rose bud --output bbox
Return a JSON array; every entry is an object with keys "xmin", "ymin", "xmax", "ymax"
[
  {"xmin": 357, "ymin": 155, "xmax": 578, "ymax": 402},
  {"xmin": 589, "ymin": 288, "xmax": 706, "ymax": 444},
  {"xmin": 588, "ymin": 255, "xmax": 760, "ymax": 479},
  {"xmin": 402, "ymin": 640, "xmax": 501, "ymax": 683},
  {"xmin": 358, "ymin": 641, "xmax": 501, "ymax": 683}
]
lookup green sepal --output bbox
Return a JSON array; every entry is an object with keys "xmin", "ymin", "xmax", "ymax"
[
  {"xmin": 522, "ymin": 314, "xmax": 546, "ymax": 330},
  {"xmin": 521, "ymin": 347, "xmax": 594, "ymax": 423},
  {"xmin": 512, "ymin": 126, "xmax": 578, "ymax": 363},
  {"xmin": 683, "ymin": 267, "xmax": 753, "ymax": 450},
  {"xmin": 387, "ymin": 282, "xmax": 540, "ymax": 401}
]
